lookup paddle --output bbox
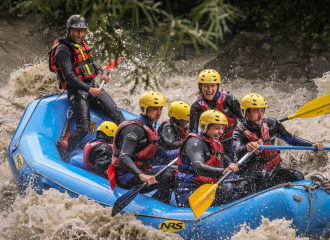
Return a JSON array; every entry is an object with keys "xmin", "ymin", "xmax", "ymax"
[
  {"xmin": 99, "ymin": 57, "xmax": 122, "ymax": 90},
  {"xmin": 189, "ymin": 150, "xmax": 256, "ymax": 218},
  {"xmin": 258, "ymin": 145, "xmax": 330, "ymax": 150},
  {"xmin": 279, "ymin": 93, "xmax": 330, "ymax": 122},
  {"xmin": 111, "ymin": 157, "xmax": 178, "ymax": 217}
]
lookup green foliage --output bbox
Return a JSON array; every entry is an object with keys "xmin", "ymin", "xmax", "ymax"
[
  {"xmin": 232, "ymin": 0, "xmax": 330, "ymax": 51},
  {"xmin": 15, "ymin": 0, "xmax": 240, "ymax": 91}
]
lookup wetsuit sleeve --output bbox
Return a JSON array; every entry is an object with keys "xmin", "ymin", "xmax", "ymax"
[
  {"xmin": 225, "ymin": 93, "xmax": 244, "ymax": 122},
  {"xmin": 118, "ymin": 124, "xmax": 147, "ymax": 176},
  {"xmin": 189, "ymin": 101, "xmax": 203, "ymax": 133},
  {"xmin": 160, "ymin": 124, "xmax": 183, "ymax": 149},
  {"xmin": 90, "ymin": 143, "xmax": 112, "ymax": 171},
  {"xmin": 272, "ymin": 118, "xmax": 313, "ymax": 146},
  {"xmin": 185, "ymin": 137, "xmax": 226, "ymax": 178},
  {"xmin": 156, "ymin": 146, "xmax": 179, "ymax": 163},
  {"xmin": 55, "ymin": 44, "xmax": 90, "ymax": 92}
]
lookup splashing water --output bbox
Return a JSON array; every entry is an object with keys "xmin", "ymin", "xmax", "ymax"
[{"xmin": 1, "ymin": 16, "xmax": 329, "ymax": 240}]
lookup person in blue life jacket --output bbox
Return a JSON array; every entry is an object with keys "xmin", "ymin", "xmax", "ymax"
[
  {"xmin": 158, "ymin": 101, "xmax": 190, "ymax": 151},
  {"xmin": 107, "ymin": 91, "xmax": 179, "ymax": 204},
  {"xmin": 49, "ymin": 15, "xmax": 125, "ymax": 163},
  {"xmin": 232, "ymin": 93, "xmax": 324, "ymax": 192},
  {"xmin": 175, "ymin": 110, "xmax": 246, "ymax": 208},
  {"xmin": 83, "ymin": 121, "xmax": 117, "ymax": 178},
  {"xmin": 189, "ymin": 69, "xmax": 243, "ymax": 159}
]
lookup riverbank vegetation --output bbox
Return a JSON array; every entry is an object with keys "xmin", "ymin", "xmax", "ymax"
[{"xmin": 3, "ymin": 0, "xmax": 330, "ymax": 89}]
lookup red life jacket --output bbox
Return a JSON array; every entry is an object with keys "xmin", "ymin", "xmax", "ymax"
[
  {"xmin": 83, "ymin": 140, "xmax": 112, "ymax": 170},
  {"xmin": 108, "ymin": 120, "xmax": 158, "ymax": 190},
  {"xmin": 49, "ymin": 37, "xmax": 100, "ymax": 89},
  {"xmin": 197, "ymin": 89, "xmax": 237, "ymax": 140},
  {"xmin": 176, "ymin": 133, "xmax": 225, "ymax": 184},
  {"xmin": 159, "ymin": 119, "xmax": 188, "ymax": 142},
  {"xmin": 237, "ymin": 119, "xmax": 282, "ymax": 171}
]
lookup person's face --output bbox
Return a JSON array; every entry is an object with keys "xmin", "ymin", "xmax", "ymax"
[
  {"xmin": 201, "ymin": 83, "xmax": 218, "ymax": 100},
  {"xmin": 206, "ymin": 124, "xmax": 225, "ymax": 143},
  {"xmin": 146, "ymin": 106, "xmax": 163, "ymax": 123},
  {"xmin": 71, "ymin": 28, "xmax": 86, "ymax": 44},
  {"xmin": 246, "ymin": 108, "xmax": 265, "ymax": 127},
  {"xmin": 177, "ymin": 120, "xmax": 189, "ymax": 128}
]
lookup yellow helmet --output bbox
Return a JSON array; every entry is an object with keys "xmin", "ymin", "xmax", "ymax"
[
  {"xmin": 139, "ymin": 91, "xmax": 167, "ymax": 109},
  {"xmin": 240, "ymin": 93, "xmax": 268, "ymax": 114},
  {"xmin": 96, "ymin": 121, "xmax": 118, "ymax": 137},
  {"xmin": 198, "ymin": 69, "xmax": 221, "ymax": 84},
  {"xmin": 199, "ymin": 110, "xmax": 228, "ymax": 129},
  {"xmin": 168, "ymin": 101, "xmax": 191, "ymax": 121}
]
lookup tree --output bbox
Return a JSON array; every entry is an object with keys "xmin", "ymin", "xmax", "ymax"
[{"xmin": 14, "ymin": 0, "xmax": 240, "ymax": 91}]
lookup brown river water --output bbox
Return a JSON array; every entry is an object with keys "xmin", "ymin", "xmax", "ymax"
[{"xmin": 0, "ymin": 14, "xmax": 329, "ymax": 239}]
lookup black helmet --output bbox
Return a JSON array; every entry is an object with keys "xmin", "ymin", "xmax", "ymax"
[{"xmin": 67, "ymin": 15, "xmax": 87, "ymax": 33}]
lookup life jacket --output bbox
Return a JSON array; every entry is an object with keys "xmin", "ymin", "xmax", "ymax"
[
  {"xmin": 237, "ymin": 118, "xmax": 282, "ymax": 171},
  {"xmin": 176, "ymin": 133, "xmax": 225, "ymax": 185},
  {"xmin": 49, "ymin": 37, "xmax": 100, "ymax": 89},
  {"xmin": 158, "ymin": 119, "xmax": 189, "ymax": 142},
  {"xmin": 83, "ymin": 140, "xmax": 112, "ymax": 171},
  {"xmin": 108, "ymin": 119, "xmax": 158, "ymax": 190},
  {"xmin": 197, "ymin": 89, "xmax": 237, "ymax": 140}
]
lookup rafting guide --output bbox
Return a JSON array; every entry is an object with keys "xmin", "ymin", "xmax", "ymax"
[{"xmin": 49, "ymin": 14, "xmax": 125, "ymax": 163}]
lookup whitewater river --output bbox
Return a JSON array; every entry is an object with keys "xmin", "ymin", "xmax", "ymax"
[{"xmin": 0, "ymin": 14, "xmax": 329, "ymax": 239}]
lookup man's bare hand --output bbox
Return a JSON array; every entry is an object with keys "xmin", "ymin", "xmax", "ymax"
[
  {"xmin": 246, "ymin": 141, "xmax": 262, "ymax": 154},
  {"xmin": 100, "ymin": 72, "xmax": 109, "ymax": 84},
  {"xmin": 224, "ymin": 163, "xmax": 239, "ymax": 174},
  {"xmin": 311, "ymin": 143, "xmax": 324, "ymax": 152},
  {"xmin": 139, "ymin": 173, "xmax": 158, "ymax": 185},
  {"xmin": 89, "ymin": 87, "xmax": 103, "ymax": 97}
]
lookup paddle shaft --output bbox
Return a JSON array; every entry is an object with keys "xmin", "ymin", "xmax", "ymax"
[
  {"xmin": 99, "ymin": 58, "xmax": 122, "ymax": 90},
  {"xmin": 113, "ymin": 157, "xmax": 178, "ymax": 212},
  {"xmin": 258, "ymin": 145, "xmax": 329, "ymax": 150},
  {"xmin": 141, "ymin": 157, "xmax": 178, "ymax": 188},
  {"xmin": 215, "ymin": 150, "xmax": 255, "ymax": 185}
]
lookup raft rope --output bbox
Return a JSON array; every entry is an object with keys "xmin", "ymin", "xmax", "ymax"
[{"xmin": 56, "ymin": 107, "xmax": 73, "ymax": 144}]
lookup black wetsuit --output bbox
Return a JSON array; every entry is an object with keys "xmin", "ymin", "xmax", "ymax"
[
  {"xmin": 115, "ymin": 115, "xmax": 178, "ymax": 204},
  {"xmin": 55, "ymin": 42, "xmax": 125, "ymax": 162},
  {"xmin": 158, "ymin": 118, "xmax": 188, "ymax": 150},
  {"xmin": 88, "ymin": 140, "xmax": 113, "ymax": 171},
  {"xmin": 233, "ymin": 118, "xmax": 311, "ymax": 192},
  {"xmin": 175, "ymin": 133, "xmax": 248, "ymax": 207},
  {"xmin": 189, "ymin": 91, "xmax": 243, "ymax": 159}
]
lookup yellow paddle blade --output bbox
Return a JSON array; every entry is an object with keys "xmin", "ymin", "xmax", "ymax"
[
  {"xmin": 189, "ymin": 184, "xmax": 218, "ymax": 218},
  {"xmin": 288, "ymin": 93, "xmax": 330, "ymax": 120}
]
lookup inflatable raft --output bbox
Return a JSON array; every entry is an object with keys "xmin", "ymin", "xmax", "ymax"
[{"xmin": 7, "ymin": 93, "xmax": 330, "ymax": 239}]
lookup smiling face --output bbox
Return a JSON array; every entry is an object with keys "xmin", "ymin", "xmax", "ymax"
[
  {"xmin": 146, "ymin": 106, "xmax": 163, "ymax": 123},
  {"xmin": 206, "ymin": 124, "xmax": 225, "ymax": 142},
  {"xmin": 245, "ymin": 108, "xmax": 265, "ymax": 127},
  {"xmin": 71, "ymin": 28, "xmax": 86, "ymax": 44},
  {"xmin": 201, "ymin": 83, "xmax": 218, "ymax": 100}
]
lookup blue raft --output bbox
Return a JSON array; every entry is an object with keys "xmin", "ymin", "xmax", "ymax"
[{"xmin": 7, "ymin": 93, "xmax": 330, "ymax": 239}]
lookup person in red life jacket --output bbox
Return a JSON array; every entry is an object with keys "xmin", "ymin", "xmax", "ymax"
[
  {"xmin": 175, "ymin": 110, "xmax": 242, "ymax": 208},
  {"xmin": 158, "ymin": 101, "xmax": 190, "ymax": 151},
  {"xmin": 49, "ymin": 15, "xmax": 125, "ymax": 162},
  {"xmin": 189, "ymin": 69, "xmax": 243, "ymax": 159},
  {"xmin": 108, "ymin": 91, "xmax": 178, "ymax": 204},
  {"xmin": 83, "ymin": 121, "xmax": 117, "ymax": 178},
  {"xmin": 232, "ymin": 93, "xmax": 324, "ymax": 192}
]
